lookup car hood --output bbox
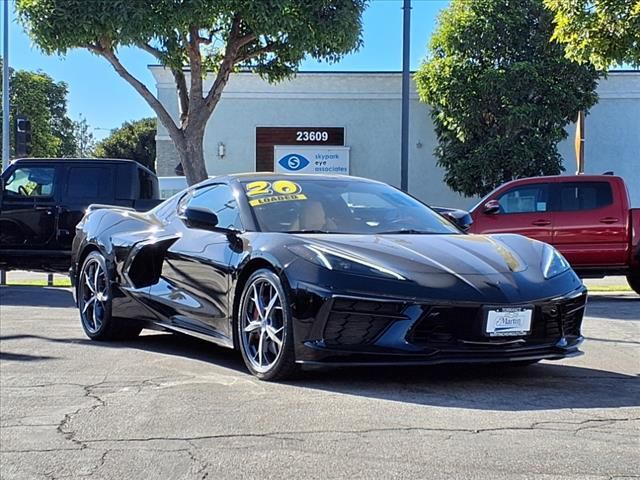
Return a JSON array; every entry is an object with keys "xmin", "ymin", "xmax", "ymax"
[
  {"xmin": 299, "ymin": 233, "xmax": 535, "ymax": 277},
  {"xmin": 283, "ymin": 233, "xmax": 582, "ymax": 304}
]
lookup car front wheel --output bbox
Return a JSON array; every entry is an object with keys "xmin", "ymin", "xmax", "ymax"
[
  {"xmin": 237, "ymin": 269, "xmax": 298, "ymax": 381},
  {"xmin": 78, "ymin": 251, "xmax": 141, "ymax": 340}
]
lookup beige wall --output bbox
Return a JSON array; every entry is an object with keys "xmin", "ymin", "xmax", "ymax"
[{"xmin": 152, "ymin": 68, "xmax": 640, "ymax": 208}]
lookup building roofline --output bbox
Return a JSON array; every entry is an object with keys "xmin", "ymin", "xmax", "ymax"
[{"xmin": 147, "ymin": 64, "xmax": 639, "ymax": 75}]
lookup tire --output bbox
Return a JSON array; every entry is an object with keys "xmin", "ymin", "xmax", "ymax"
[
  {"xmin": 627, "ymin": 270, "xmax": 640, "ymax": 295},
  {"xmin": 236, "ymin": 269, "xmax": 298, "ymax": 381},
  {"xmin": 77, "ymin": 251, "xmax": 142, "ymax": 341}
]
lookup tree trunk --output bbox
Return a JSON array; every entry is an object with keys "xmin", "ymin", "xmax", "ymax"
[{"xmin": 174, "ymin": 126, "xmax": 208, "ymax": 186}]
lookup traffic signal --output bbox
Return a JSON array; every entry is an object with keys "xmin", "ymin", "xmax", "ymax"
[{"xmin": 15, "ymin": 115, "xmax": 32, "ymax": 157}]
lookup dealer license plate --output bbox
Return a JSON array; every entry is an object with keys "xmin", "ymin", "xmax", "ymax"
[{"xmin": 485, "ymin": 307, "xmax": 533, "ymax": 336}]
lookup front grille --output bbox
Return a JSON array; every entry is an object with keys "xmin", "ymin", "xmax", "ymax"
[
  {"xmin": 407, "ymin": 306, "xmax": 481, "ymax": 345},
  {"xmin": 322, "ymin": 299, "xmax": 405, "ymax": 346},
  {"xmin": 407, "ymin": 294, "xmax": 587, "ymax": 347},
  {"xmin": 320, "ymin": 293, "xmax": 587, "ymax": 349},
  {"xmin": 533, "ymin": 304, "xmax": 562, "ymax": 339},
  {"xmin": 331, "ymin": 299, "xmax": 405, "ymax": 315},
  {"xmin": 560, "ymin": 294, "xmax": 586, "ymax": 338}
]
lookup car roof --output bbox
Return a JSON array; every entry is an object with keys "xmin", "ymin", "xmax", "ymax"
[
  {"xmin": 11, "ymin": 157, "xmax": 142, "ymax": 166},
  {"xmin": 496, "ymin": 174, "xmax": 623, "ymax": 188},
  {"xmin": 9, "ymin": 157, "xmax": 157, "ymax": 176}
]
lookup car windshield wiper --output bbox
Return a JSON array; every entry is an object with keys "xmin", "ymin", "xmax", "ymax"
[
  {"xmin": 376, "ymin": 229, "xmax": 434, "ymax": 234},
  {"xmin": 287, "ymin": 229, "xmax": 334, "ymax": 234}
]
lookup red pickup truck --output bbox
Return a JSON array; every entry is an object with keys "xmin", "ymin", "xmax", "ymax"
[{"xmin": 468, "ymin": 175, "xmax": 640, "ymax": 294}]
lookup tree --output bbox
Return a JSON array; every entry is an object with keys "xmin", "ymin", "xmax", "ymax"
[
  {"xmin": 544, "ymin": 0, "xmax": 640, "ymax": 69},
  {"xmin": 16, "ymin": 0, "xmax": 367, "ymax": 185},
  {"xmin": 72, "ymin": 115, "xmax": 96, "ymax": 157},
  {"xmin": 0, "ymin": 58, "xmax": 76, "ymax": 157},
  {"xmin": 415, "ymin": 0, "xmax": 600, "ymax": 197},
  {"xmin": 95, "ymin": 118, "xmax": 157, "ymax": 172}
]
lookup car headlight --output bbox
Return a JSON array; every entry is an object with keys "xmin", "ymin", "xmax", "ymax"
[
  {"xmin": 541, "ymin": 244, "xmax": 571, "ymax": 279},
  {"xmin": 287, "ymin": 244, "xmax": 405, "ymax": 280}
]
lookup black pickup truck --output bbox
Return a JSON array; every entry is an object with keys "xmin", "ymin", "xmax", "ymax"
[{"xmin": 0, "ymin": 158, "xmax": 160, "ymax": 272}]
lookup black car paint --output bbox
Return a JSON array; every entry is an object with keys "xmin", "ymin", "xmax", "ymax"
[
  {"xmin": 0, "ymin": 158, "xmax": 160, "ymax": 272},
  {"xmin": 71, "ymin": 174, "xmax": 587, "ymax": 367},
  {"xmin": 431, "ymin": 206, "xmax": 473, "ymax": 232}
]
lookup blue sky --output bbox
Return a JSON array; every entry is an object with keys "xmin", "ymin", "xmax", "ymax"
[{"xmin": 7, "ymin": 0, "xmax": 449, "ymax": 140}]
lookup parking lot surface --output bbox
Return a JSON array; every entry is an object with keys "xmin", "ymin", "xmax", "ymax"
[{"xmin": 1, "ymin": 286, "xmax": 638, "ymax": 480}]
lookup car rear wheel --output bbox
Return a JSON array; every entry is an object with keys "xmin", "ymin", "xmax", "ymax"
[
  {"xmin": 78, "ymin": 251, "xmax": 141, "ymax": 341},
  {"xmin": 237, "ymin": 269, "xmax": 298, "ymax": 381},
  {"xmin": 627, "ymin": 270, "xmax": 640, "ymax": 295}
]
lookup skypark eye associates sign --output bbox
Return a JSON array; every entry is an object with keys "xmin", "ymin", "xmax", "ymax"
[{"xmin": 274, "ymin": 145, "xmax": 350, "ymax": 175}]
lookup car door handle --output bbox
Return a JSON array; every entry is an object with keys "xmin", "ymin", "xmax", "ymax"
[
  {"xmin": 531, "ymin": 220, "xmax": 551, "ymax": 226},
  {"xmin": 599, "ymin": 217, "xmax": 619, "ymax": 224}
]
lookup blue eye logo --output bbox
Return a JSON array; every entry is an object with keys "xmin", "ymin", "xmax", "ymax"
[{"xmin": 279, "ymin": 154, "xmax": 309, "ymax": 171}]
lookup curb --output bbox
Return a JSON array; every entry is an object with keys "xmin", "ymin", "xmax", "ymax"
[{"xmin": 586, "ymin": 291, "xmax": 636, "ymax": 296}]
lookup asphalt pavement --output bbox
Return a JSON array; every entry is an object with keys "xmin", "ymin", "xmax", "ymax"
[{"xmin": 0, "ymin": 286, "xmax": 638, "ymax": 480}]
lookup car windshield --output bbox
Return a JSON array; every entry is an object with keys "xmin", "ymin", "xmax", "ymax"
[{"xmin": 241, "ymin": 178, "xmax": 459, "ymax": 234}]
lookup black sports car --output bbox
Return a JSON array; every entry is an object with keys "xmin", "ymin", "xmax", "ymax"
[{"xmin": 71, "ymin": 174, "xmax": 587, "ymax": 380}]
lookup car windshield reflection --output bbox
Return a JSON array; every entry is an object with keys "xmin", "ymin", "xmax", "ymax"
[{"xmin": 241, "ymin": 178, "xmax": 459, "ymax": 235}]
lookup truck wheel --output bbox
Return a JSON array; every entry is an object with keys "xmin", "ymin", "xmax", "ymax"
[
  {"xmin": 627, "ymin": 271, "xmax": 640, "ymax": 295},
  {"xmin": 78, "ymin": 251, "xmax": 142, "ymax": 340}
]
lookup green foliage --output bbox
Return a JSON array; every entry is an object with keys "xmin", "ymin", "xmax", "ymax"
[
  {"xmin": 95, "ymin": 118, "xmax": 157, "ymax": 172},
  {"xmin": 545, "ymin": 0, "xmax": 640, "ymax": 69},
  {"xmin": 16, "ymin": 0, "xmax": 367, "ymax": 184},
  {"xmin": 72, "ymin": 115, "xmax": 96, "ymax": 157},
  {"xmin": 0, "ymin": 59, "xmax": 76, "ymax": 157},
  {"xmin": 415, "ymin": 0, "xmax": 600, "ymax": 197},
  {"xmin": 16, "ymin": 0, "xmax": 366, "ymax": 80}
]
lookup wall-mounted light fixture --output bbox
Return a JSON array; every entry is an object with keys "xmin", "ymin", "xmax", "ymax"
[
  {"xmin": 416, "ymin": 140, "xmax": 423, "ymax": 149},
  {"xmin": 218, "ymin": 142, "xmax": 225, "ymax": 158}
]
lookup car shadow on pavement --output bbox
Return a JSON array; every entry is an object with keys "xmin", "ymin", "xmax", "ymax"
[
  {"xmin": 0, "ymin": 351, "xmax": 59, "ymax": 362},
  {"xmin": 114, "ymin": 333, "xmax": 640, "ymax": 411},
  {"xmin": 291, "ymin": 362, "xmax": 640, "ymax": 411},
  {"xmin": 0, "ymin": 331, "xmax": 246, "ymax": 373},
  {"xmin": 0, "ymin": 286, "xmax": 75, "ymax": 308},
  {"xmin": 5, "ymin": 330, "xmax": 637, "ymax": 412},
  {"xmin": 1, "ymin": 286, "xmax": 637, "ymax": 411}
]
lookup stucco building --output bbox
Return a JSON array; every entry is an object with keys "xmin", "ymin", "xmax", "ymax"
[{"xmin": 152, "ymin": 68, "xmax": 640, "ymax": 208}]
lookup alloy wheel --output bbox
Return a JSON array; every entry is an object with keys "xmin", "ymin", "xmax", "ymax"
[
  {"xmin": 79, "ymin": 257, "xmax": 109, "ymax": 335},
  {"xmin": 240, "ymin": 277, "xmax": 286, "ymax": 373}
]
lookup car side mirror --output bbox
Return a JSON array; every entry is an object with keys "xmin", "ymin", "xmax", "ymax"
[
  {"xmin": 483, "ymin": 200, "xmax": 501, "ymax": 215},
  {"xmin": 181, "ymin": 207, "xmax": 220, "ymax": 231},
  {"xmin": 441, "ymin": 210, "xmax": 473, "ymax": 232},
  {"xmin": 445, "ymin": 212, "xmax": 473, "ymax": 232}
]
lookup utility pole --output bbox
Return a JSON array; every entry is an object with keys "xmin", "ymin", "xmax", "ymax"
[
  {"xmin": 575, "ymin": 110, "xmax": 585, "ymax": 174},
  {"xmin": 400, "ymin": 0, "xmax": 411, "ymax": 192},
  {"xmin": 0, "ymin": 1, "xmax": 7, "ymax": 287},
  {"xmin": 2, "ymin": 0, "xmax": 9, "ymax": 172}
]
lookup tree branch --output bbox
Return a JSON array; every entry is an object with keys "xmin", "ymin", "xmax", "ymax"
[
  {"xmin": 136, "ymin": 41, "xmax": 189, "ymax": 127},
  {"xmin": 187, "ymin": 25, "xmax": 204, "ymax": 106},
  {"xmin": 203, "ymin": 17, "xmax": 256, "ymax": 113},
  {"xmin": 136, "ymin": 42, "xmax": 164, "ymax": 61},
  {"xmin": 87, "ymin": 43, "xmax": 183, "ymax": 143},
  {"xmin": 193, "ymin": 28, "xmax": 220, "ymax": 46},
  {"xmin": 235, "ymin": 43, "xmax": 278, "ymax": 64},
  {"xmin": 173, "ymin": 69, "xmax": 190, "ymax": 125}
]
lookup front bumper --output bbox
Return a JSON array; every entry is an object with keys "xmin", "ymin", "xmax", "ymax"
[{"xmin": 290, "ymin": 285, "xmax": 587, "ymax": 366}]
